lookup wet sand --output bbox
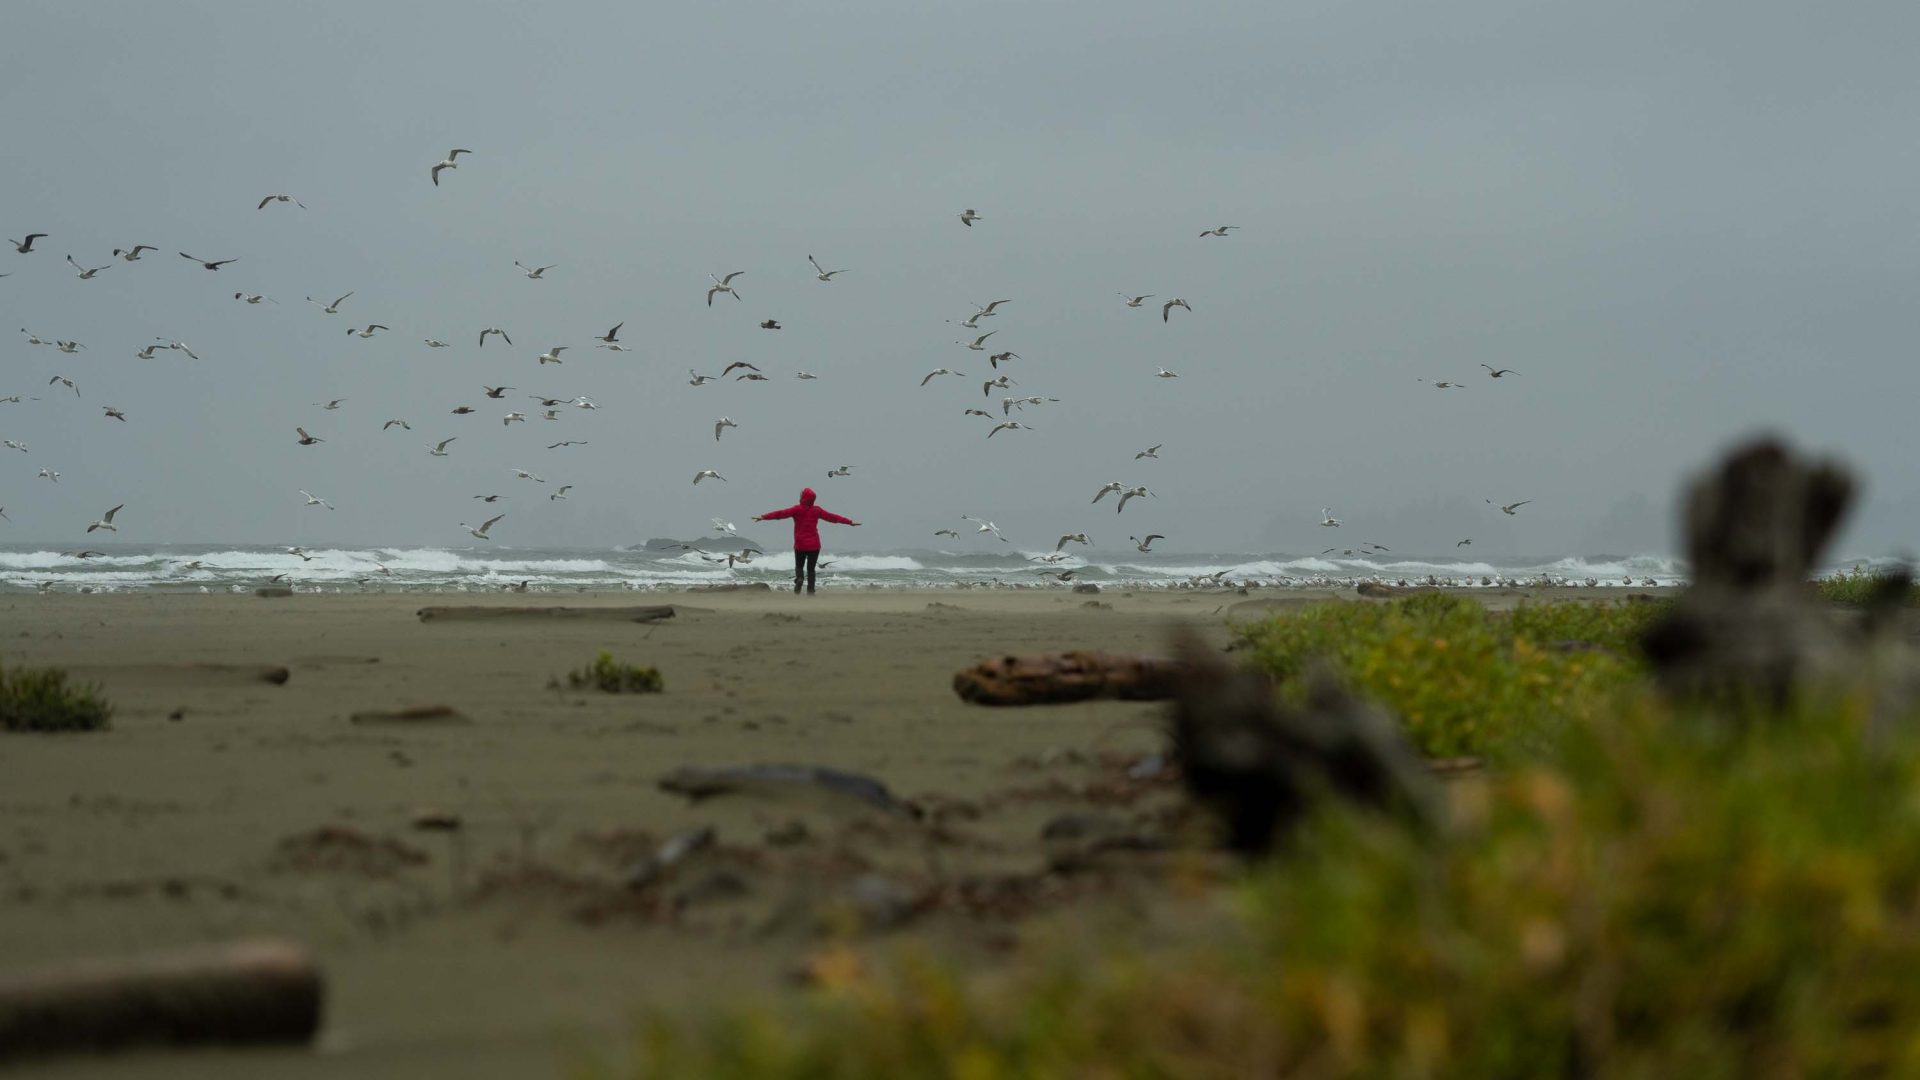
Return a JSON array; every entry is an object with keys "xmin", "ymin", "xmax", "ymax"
[{"xmin": 0, "ymin": 584, "xmax": 1660, "ymax": 1077}]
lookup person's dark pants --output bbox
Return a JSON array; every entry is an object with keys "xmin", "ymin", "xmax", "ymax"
[{"xmin": 794, "ymin": 549, "xmax": 820, "ymax": 593}]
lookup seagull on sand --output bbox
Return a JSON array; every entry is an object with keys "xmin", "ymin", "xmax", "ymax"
[
  {"xmin": 1320, "ymin": 508, "xmax": 1342, "ymax": 527},
  {"xmin": 706, "ymin": 271, "xmax": 745, "ymax": 306},
  {"xmin": 479, "ymin": 326, "xmax": 511, "ymax": 347},
  {"xmin": 65, "ymin": 255, "xmax": 109, "ymax": 279},
  {"xmin": 1481, "ymin": 364, "xmax": 1517, "ymax": 378},
  {"xmin": 511, "ymin": 468, "xmax": 545, "ymax": 482},
  {"xmin": 692, "ymin": 469, "xmax": 726, "ymax": 484},
  {"xmin": 257, "ymin": 193, "xmax": 305, "ymax": 209},
  {"xmin": 536, "ymin": 346, "xmax": 567, "ymax": 365},
  {"xmin": 714, "ymin": 416, "xmax": 737, "ymax": 441},
  {"xmin": 102, "ymin": 406, "xmax": 126, "ymax": 422},
  {"xmin": 9, "ymin": 234, "xmax": 47, "ymax": 253},
  {"xmin": 306, "ymin": 291, "xmax": 352, "ymax": 314},
  {"xmin": 299, "ymin": 489, "xmax": 334, "ymax": 510},
  {"xmin": 594, "ymin": 323, "xmax": 624, "ymax": 344},
  {"xmin": 1056, "ymin": 532, "xmax": 1092, "ymax": 551},
  {"xmin": 112, "ymin": 244, "xmax": 156, "ymax": 260},
  {"xmin": 1119, "ymin": 293, "xmax": 1154, "ymax": 307},
  {"xmin": 1130, "ymin": 534, "xmax": 1164, "ymax": 552},
  {"xmin": 1115, "ymin": 486, "xmax": 1154, "ymax": 513},
  {"xmin": 962, "ymin": 516, "xmax": 1008, "ymax": 541},
  {"xmin": 921, "ymin": 367, "xmax": 965, "ymax": 386},
  {"xmin": 347, "ymin": 324, "xmax": 389, "ymax": 338},
  {"xmin": 826, "ymin": 465, "xmax": 852, "ymax": 478},
  {"xmin": 958, "ymin": 209, "xmax": 981, "ymax": 227},
  {"xmin": 987, "ymin": 421, "xmax": 1032, "ymax": 438},
  {"xmin": 49, "ymin": 375, "xmax": 79, "ymax": 396},
  {"xmin": 383, "ymin": 419, "xmax": 411, "ymax": 430},
  {"xmin": 513, "ymin": 260, "xmax": 556, "ymax": 279},
  {"xmin": 459, "ymin": 513, "xmax": 505, "ymax": 540},
  {"xmin": 429, "ymin": 437, "xmax": 456, "ymax": 456},
  {"xmin": 178, "ymin": 252, "xmax": 237, "ymax": 270},
  {"xmin": 1134, "ymin": 444, "xmax": 1162, "ymax": 460},
  {"xmin": 86, "ymin": 504, "xmax": 124, "ymax": 533},
  {"xmin": 808, "ymin": 255, "xmax": 848, "ymax": 281},
  {"xmin": 430, "ymin": 148, "xmax": 471, "ymax": 186},
  {"xmin": 295, "ymin": 427, "xmax": 323, "ymax": 445},
  {"xmin": 1155, "ymin": 368, "xmax": 1179, "ymax": 379},
  {"xmin": 550, "ymin": 485, "xmax": 573, "ymax": 501},
  {"xmin": 1499, "ymin": 500, "xmax": 1532, "ymax": 515},
  {"xmin": 1161, "ymin": 298, "xmax": 1192, "ymax": 322},
  {"xmin": 1198, "ymin": 225, "xmax": 1239, "ymax": 237}
]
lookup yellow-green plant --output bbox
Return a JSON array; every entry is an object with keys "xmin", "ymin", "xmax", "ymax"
[
  {"xmin": 0, "ymin": 660, "xmax": 113, "ymax": 732},
  {"xmin": 567, "ymin": 651, "xmax": 663, "ymax": 693}
]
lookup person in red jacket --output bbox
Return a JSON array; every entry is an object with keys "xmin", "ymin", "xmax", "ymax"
[{"xmin": 753, "ymin": 487, "xmax": 860, "ymax": 594}]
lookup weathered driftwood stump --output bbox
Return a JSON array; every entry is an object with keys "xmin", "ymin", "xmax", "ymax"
[
  {"xmin": 1641, "ymin": 437, "xmax": 1860, "ymax": 704},
  {"xmin": 1167, "ymin": 634, "xmax": 1438, "ymax": 855},
  {"xmin": 953, "ymin": 651, "xmax": 1194, "ymax": 706},
  {"xmin": 0, "ymin": 940, "xmax": 322, "ymax": 1061}
]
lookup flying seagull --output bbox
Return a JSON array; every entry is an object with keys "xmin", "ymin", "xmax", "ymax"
[
  {"xmin": 479, "ymin": 326, "xmax": 512, "ymax": 347},
  {"xmin": 1056, "ymin": 532, "xmax": 1092, "ymax": 551},
  {"xmin": 306, "ymin": 291, "xmax": 352, "ymax": 313},
  {"xmin": 431, "ymin": 148, "xmax": 471, "ymax": 186},
  {"xmin": 759, "ymin": 319, "xmax": 781, "ymax": 330},
  {"xmin": 961, "ymin": 515, "xmax": 1008, "ymax": 541},
  {"xmin": 103, "ymin": 406, "xmax": 127, "ymax": 422},
  {"xmin": 257, "ymin": 193, "xmax": 305, "ymax": 209},
  {"xmin": 934, "ymin": 529, "xmax": 960, "ymax": 539},
  {"xmin": 383, "ymin": 419, "xmax": 411, "ymax": 430},
  {"xmin": 1198, "ymin": 225, "xmax": 1239, "ymax": 237},
  {"xmin": 921, "ymin": 367, "xmax": 965, "ymax": 386},
  {"xmin": 594, "ymin": 322, "xmax": 624, "ymax": 344},
  {"xmin": 1115, "ymin": 486, "xmax": 1154, "ymax": 513},
  {"xmin": 1499, "ymin": 500, "xmax": 1532, "ymax": 515},
  {"xmin": 178, "ymin": 252, "xmax": 238, "ymax": 270},
  {"xmin": 459, "ymin": 513, "xmax": 505, "ymax": 540},
  {"xmin": 1092, "ymin": 481, "xmax": 1124, "ymax": 504},
  {"xmin": 482, "ymin": 385, "xmax": 514, "ymax": 398},
  {"xmin": 1155, "ymin": 367, "xmax": 1180, "ymax": 379},
  {"xmin": 714, "ymin": 416, "xmax": 737, "ymax": 441},
  {"xmin": 958, "ymin": 331, "xmax": 996, "ymax": 352},
  {"xmin": 511, "ymin": 468, "xmax": 545, "ymax": 482},
  {"xmin": 1162, "ymin": 298, "xmax": 1192, "ymax": 322},
  {"xmin": 1480, "ymin": 364, "xmax": 1517, "ymax": 378},
  {"xmin": 299, "ymin": 489, "xmax": 335, "ymax": 510},
  {"xmin": 65, "ymin": 255, "xmax": 108, "ymax": 279},
  {"xmin": 1320, "ymin": 508, "xmax": 1342, "ymax": 527},
  {"xmin": 826, "ymin": 465, "xmax": 852, "ymax": 478},
  {"xmin": 987, "ymin": 421, "xmax": 1032, "ymax": 438},
  {"xmin": 112, "ymin": 245, "xmax": 156, "ymax": 260},
  {"xmin": 295, "ymin": 427, "xmax": 323, "ymax": 445},
  {"xmin": 550, "ymin": 485, "xmax": 573, "ymax": 501},
  {"xmin": 536, "ymin": 346, "xmax": 567, "ymax": 365},
  {"xmin": 958, "ymin": 209, "xmax": 981, "ymax": 227},
  {"xmin": 38, "ymin": 467, "xmax": 59, "ymax": 482},
  {"xmin": 721, "ymin": 361, "xmax": 760, "ymax": 377},
  {"xmin": 49, "ymin": 375, "xmax": 79, "ymax": 396},
  {"xmin": 9, "ymin": 234, "xmax": 47, "ymax": 253},
  {"xmin": 808, "ymin": 254, "xmax": 847, "ymax": 281},
  {"xmin": 424, "ymin": 339, "xmax": 450, "ymax": 348},
  {"xmin": 233, "ymin": 292, "xmax": 274, "ymax": 304},
  {"xmin": 706, "ymin": 271, "xmax": 744, "ymax": 306},
  {"xmin": 1130, "ymin": 534, "xmax": 1164, "ymax": 552},
  {"xmin": 692, "ymin": 469, "xmax": 726, "ymax": 484},
  {"xmin": 86, "ymin": 504, "xmax": 124, "ymax": 533},
  {"xmin": 347, "ymin": 324, "xmax": 389, "ymax": 338},
  {"xmin": 429, "ymin": 437, "xmax": 456, "ymax": 456},
  {"xmin": 1134, "ymin": 444, "xmax": 1162, "ymax": 459},
  {"xmin": 1119, "ymin": 293, "xmax": 1154, "ymax": 307},
  {"xmin": 513, "ymin": 260, "xmax": 557, "ymax": 279}
]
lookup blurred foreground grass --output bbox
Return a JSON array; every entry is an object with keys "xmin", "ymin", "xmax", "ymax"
[{"xmin": 612, "ymin": 595, "xmax": 1920, "ymax": 1080}]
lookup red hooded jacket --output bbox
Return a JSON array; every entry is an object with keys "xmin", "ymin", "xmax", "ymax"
[{"xmin": 758, "ymin": 488, "xmax": 853, "ymax": 552}]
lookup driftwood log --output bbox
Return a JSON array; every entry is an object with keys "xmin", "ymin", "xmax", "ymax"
[
  {"xmin": 415, "ymin": 605, "xmax": 675, "ymax": 623},
  {"xmin": 953, "ymin": 651, "xmax": 1193, "ymax": 706},
  {"xmin": 0, "ymin": 940, "xmax": 322, "ymax": 1061}
]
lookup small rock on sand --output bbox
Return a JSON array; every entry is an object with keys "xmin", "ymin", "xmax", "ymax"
[
  {"xmin": 348, "ymin": 704, "xmax": 469, "ymax": 726},
  {"xmin": 254, "ymin": 587, "xmax": 294, "ymax": 598}
]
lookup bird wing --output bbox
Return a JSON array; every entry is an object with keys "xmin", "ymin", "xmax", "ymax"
[
  {"xmin": 436, "ymin": 438, "xmax": 455, "ymax": 450},
  {"xmin": 297, "ymin": 428, "xmax": 310, "ymax": 439},
  {"xmin": 482, "ymin": 514, "xmax": 505, "ymax": 532},
  {"xmin": 257, "ymin": 196, "xmax": 274, "ymax": 210},
  {"xmin": 178, "ymin": 252, "xmax": 202, "ymax": 263},
  {"xmin": 606, "ymin": 322, "xmax": 622, "ymax": 340},
  {"xmin": 720, "ymin": 271, "xmax": 744, "ymax": 285},
  {"xmin": 431, "ymin": 163, "xmax": 448, "ymax": 185},
  {"xmin": 448, "ymin": 149, "xmax": 470, "ymax": 159},
  {"xmin": 103, "ymin": 504, "xmax": 122, "ymax": 523},
  {"xmin": 809, "ymin": 255, "xmax": 825, "ymax": 274}
]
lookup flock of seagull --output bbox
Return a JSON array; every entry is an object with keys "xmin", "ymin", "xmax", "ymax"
[{"xmin": 3, "ymin": 145, "xmax": 1541, "ymax": 585}]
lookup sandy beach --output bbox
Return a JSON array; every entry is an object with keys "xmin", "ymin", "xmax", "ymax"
[{"xmin": 0, "ymin": 584, "xmax": 1655, "ymax": 1077}]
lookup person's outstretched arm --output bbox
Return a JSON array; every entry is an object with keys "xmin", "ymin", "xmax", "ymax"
[
  {"xmin": 753, "ymin": 504, "xmax": 800, "ymax": 522},
  {"xmin": 817, "ymin": 507, "xmax": 859, "ymax": 527}
]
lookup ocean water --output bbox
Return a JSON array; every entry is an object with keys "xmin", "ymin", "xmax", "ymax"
[{"xmin": 0, "ymin": 543, "xmax": 1710, "ymax": 593}]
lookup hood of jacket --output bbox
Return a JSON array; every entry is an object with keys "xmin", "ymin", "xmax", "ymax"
[{"xmin": 800, "ymin": 487, "xmax": 817, "ymax": 506}]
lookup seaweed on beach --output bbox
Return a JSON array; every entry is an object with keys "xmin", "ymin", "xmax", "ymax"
[{"xmin": 0, "ymin": 661, "xmax": 113, "ymax": 732}]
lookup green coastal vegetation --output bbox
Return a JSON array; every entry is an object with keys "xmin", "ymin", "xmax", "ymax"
[
  {"xmin": 0, "ymin": 661, "xmax": 113, "ymax": 732},
  {"xmin": 1816, "ymin": 565, "xmax": 1920, "ymax": 606},
  {"xmin": 610, "ymin": 591, "xmax": 1920, "ymax": 1079},
  {"xmin": 567, "ymin": 650, "xmax": 665, "ymax": 693}
]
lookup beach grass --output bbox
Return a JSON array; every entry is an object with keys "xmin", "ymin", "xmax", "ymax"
[
  {"xmin": 0, "ymin": 661, "xmax": 113, "ymax": 732},
  {"xmin": 614, "ymin": 680, "xmax": 1920, "ymax": 1079},
  {"xmin": 1227, "ymin": 594, "xmax": 1666, "ymax": 757},
  {"xmin": 1816, "ymin": 565, "xmax": 1920, "ymax": 606},
  {"xmin": 567, "ymin": 650, "xmax": 664, "ymax": 693}
]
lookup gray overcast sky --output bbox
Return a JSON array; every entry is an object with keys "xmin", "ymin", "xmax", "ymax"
[{"xmin": 3, "ymin": 1, "xmax": 1917, "ymax": 558}]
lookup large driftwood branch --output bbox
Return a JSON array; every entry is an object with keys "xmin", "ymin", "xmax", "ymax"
[
  {"xmin": 0, "ymin": 940, "xmax": 322, "ymax": 1061},
  {"xmin": 415, "ymin": 605, "xmax": 676, "ymax": 623},
  {"xmin": 953, "ymin": 651, "xmax": 1194, "ymax": 706}
]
